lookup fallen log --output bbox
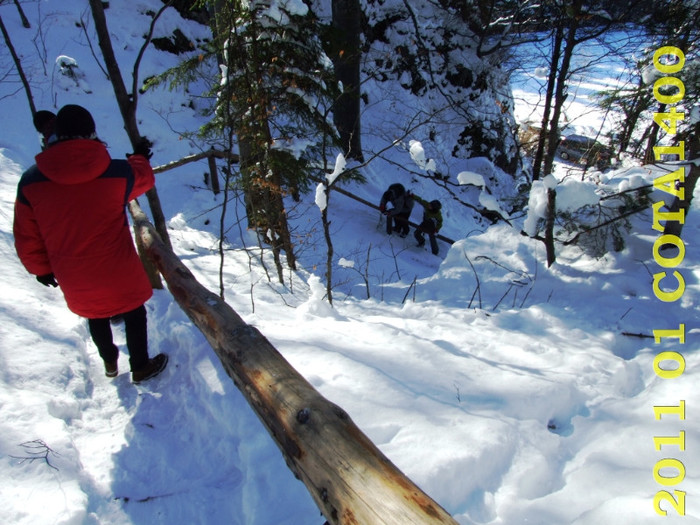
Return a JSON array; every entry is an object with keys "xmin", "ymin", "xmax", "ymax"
[{"xmin": 129, "ymin": 200, "xmax": 458, "ymax": 525}]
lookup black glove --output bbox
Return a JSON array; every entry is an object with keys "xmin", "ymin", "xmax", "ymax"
[
  {"xmin": 129, "ymin": 136, "xmax": 153, "ymax": 159},
  {"xmin": 37, "ymin": 273, "xmax": 58, "ymax": 287}
]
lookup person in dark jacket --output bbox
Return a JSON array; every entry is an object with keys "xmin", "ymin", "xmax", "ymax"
[
  {"xmin": 14, "ymin": 104, "xmax": 167, "ymax": 384},
  {"xmin": 379, "ymin": 183, "xmax": 414, "ymax": 237},
  {"xmin": 33, "ymin": 110, "xmax": 57, "ymax": 150},
  {"xmin": 413, "ymin": 195, "xmax": 443, "ymax": 255}
]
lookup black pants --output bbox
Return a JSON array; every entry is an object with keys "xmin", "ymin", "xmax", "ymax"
[
  {"xmin": 386, "ymin": 212, "xmax": 411, "ymax": 236},
  {"xmin": 414, "ymin": 220, "xmax": 439, "ymax": 255},
  {"xmin": 88, "ymin": 305, "xmax": 149, "ymax": 371}
]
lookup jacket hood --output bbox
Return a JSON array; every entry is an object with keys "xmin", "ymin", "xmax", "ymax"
[{"xmin": 36, "ymin": 139, "xmax": 111, "ymax": 184}]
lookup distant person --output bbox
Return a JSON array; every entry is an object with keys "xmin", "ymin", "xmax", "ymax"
[
  {"xmin": 33, "ymin": 110, "xmax": 57, "ymax": 150},
  {"xmin": 14, "ymin": 104, "xmax": 167, "ymax": 384},
  {"xmin": 379, "ymin": 183, "xmax": 414, "ymax": 237},
  {"xmin": 413, "ymin": 195, "xmax": 443, "ymax": 255}
]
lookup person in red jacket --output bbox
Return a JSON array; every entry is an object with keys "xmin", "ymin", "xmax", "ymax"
[{"xmin": 13, "ymin": 104, "xmax": 167, "ymax": 384}]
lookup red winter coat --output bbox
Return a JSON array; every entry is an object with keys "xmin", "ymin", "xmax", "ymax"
[{"xmin": 14, "ymin": 139, "xmax": 155, "ymax": 318}]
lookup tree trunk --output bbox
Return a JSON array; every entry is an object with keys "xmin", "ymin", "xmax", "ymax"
[
  {"xmin": 0, "ymin": 14, "xmax": 36, "ymax": 117},
  {"xmin": 321, "ymin": 186, "xmax": 334, "ymax": 305},
  {"xmin": 663, "ymin": 125, "xmax": 700, "ymax": 238},
  {"xmin": 532, "ymin": 25, "xmax": 563, "ymax": 181},
  {"xmin": 129, "ymin": 201, "xmax": 457, "ymax": 525},
  {"xmin": 331, "ymin": 0, "xmax": 363, "ymax": 161},
  {"xmin": 238, "ymin": 133, "xmax": 297, "ymax": 281},
  {"xmin": 544, "ymin": 188, "xmax": 557, "ymax": 267},
  {"xmin": 542, "ymin": 1, "xmax": 581, "ymax": 178},
  {"xmin": 643, "ymin": 103, "xmax": 666, "ymax": 165},
  {"xmin": 534, "ymin": 2, "xmax": 582, "ymax": 268},
  {"xmin": 618, "ymin": 79, "xmax": 651, "ymax": 156},
  {"xmin": 88, "ymin": 0, "xmax": 172, "ymax": 261},
  {"xmin": 12, "ymin": 0, "xmax": 31, "ymax": 29}
]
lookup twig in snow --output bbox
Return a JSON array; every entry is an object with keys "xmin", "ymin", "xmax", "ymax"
[
  {"xmin": 464, "ymin": 251, "xmax": 482, "ymax": 309},
  {"xmin": 10, "ymin": 440, "xmax": 59, "ymax": 471},
  {"xmin": 401, "ymin": 276, "xmax": 418, "ymax": 304}
]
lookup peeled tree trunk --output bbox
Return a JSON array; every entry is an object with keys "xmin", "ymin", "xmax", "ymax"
[{"xmin": 128, "ymin": 200, "xmax": 457, "ymax": 525}]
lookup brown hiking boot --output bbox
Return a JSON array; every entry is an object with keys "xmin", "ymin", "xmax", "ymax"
[
  {"xmin": 105, "ymin": 360, "xmax": 118, "ymax": 378},
  {"xmin": 132, "ymin": 353, "xmax": 168, "ymax": 384}
]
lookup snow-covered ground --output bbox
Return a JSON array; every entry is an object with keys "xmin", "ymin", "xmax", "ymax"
[{"xmin": 1, "ymin": 2, "xmax": 698, "ymax": 524}]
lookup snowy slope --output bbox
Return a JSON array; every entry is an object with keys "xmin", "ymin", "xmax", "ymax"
[{"xmin": 1, "ymin": 1, "xmax": 699, "ymax": 525}]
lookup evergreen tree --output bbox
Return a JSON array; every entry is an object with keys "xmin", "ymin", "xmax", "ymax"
[
  {"xmin": 591, "ymin": 1, "xmax": 698, "ymax": 163},
  {"xmin": 638, "ymin": 0, "xmax": 699, "ymax": 163},
  {"xmin": 156, "ymin": 0, "xmax": 340, "ymax": 282}
]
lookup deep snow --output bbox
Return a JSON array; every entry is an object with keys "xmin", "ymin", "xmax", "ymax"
[{"xmin": 0, "ymin": 1, "xmax": 698, "ymax": 524}]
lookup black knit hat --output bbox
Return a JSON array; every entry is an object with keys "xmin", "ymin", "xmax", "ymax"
[
  {"xmin": 33, "ymin": 110, "xmax": 56, "ymax": 135},
  {"xmin": 55, "ymin": 104, "xmax": 97, "ymax": 140}
]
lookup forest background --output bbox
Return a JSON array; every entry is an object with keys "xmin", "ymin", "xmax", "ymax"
[{"xmin": 0, "ymin": 0, "xmax": 699, "ymax": 524}]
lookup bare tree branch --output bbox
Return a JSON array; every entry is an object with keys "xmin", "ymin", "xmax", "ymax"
[{"xmin": 0, "ymin": 13, "xmax": 36, "ymax": 117}]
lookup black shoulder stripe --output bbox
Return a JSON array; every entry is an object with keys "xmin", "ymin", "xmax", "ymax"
[
  {"xmin": 16, "ymin": 166, "xmax": 49, "ymax": 206},
  {"xmin": 100, "ymin": 160, "xmax": 135, "ymax": 205}
]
